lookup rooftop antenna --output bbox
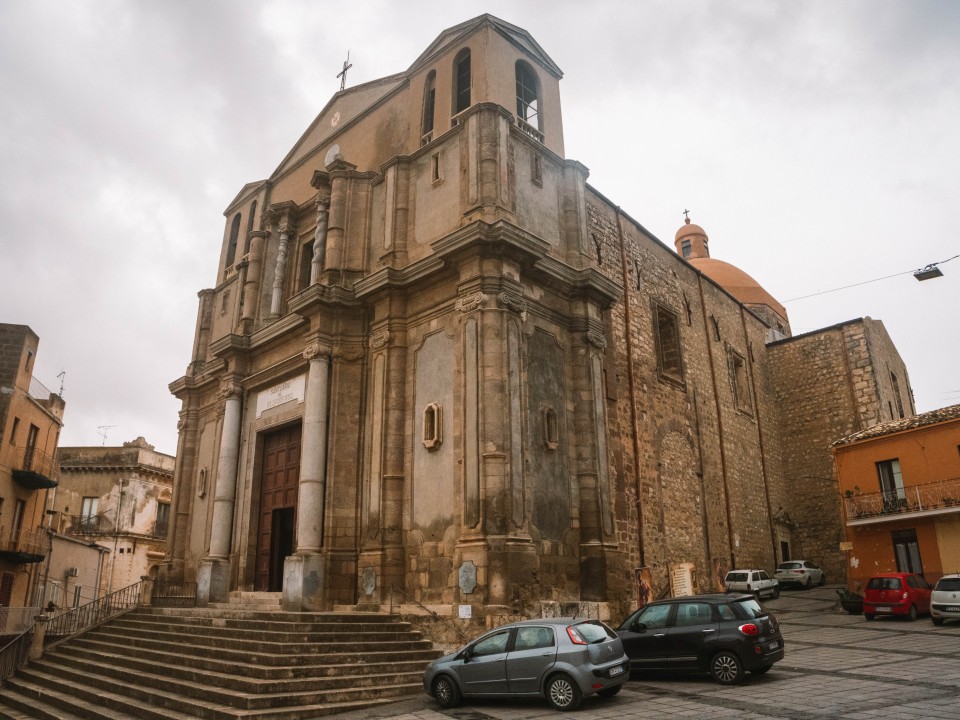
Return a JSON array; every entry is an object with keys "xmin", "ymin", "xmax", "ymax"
[
  {"xmin": 337, "ymin": 50, "xmax": 352, "ymax": 91},
  {"xmin": 56, "ymin": 370, "xmax": 66, "ymax": 397},
  {"xmin": 97, "ymin": 425, "xmax": 117, "ymax": 446}
]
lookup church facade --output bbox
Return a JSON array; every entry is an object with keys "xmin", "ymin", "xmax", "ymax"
[{"xmin": 166, "ymin": 15, "xmax": 913, "ymax": 620}]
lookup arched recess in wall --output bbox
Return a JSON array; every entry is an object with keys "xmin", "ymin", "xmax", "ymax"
[
  {"xmin": 515, "ymin": 60, "xmax": 542, "ymax": 139},
  {"xmin": 421, "ymin": 70, "xmax": 436, "ymax": 144},
  {"xmin": 242, "ymin": 200, "xmax": 257, "ymax": 257},
  {"xmin": 225, "ymin": 213, "xmax": 241, "ymax": 267},
  {"xmin": 452, "ymin": 48, "xmax": 471, "ymax": 117}
]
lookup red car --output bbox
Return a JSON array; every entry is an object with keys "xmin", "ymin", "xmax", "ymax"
[{"xmin": 863, "ymin": 573, "xmax": 932, "ymax": 621}]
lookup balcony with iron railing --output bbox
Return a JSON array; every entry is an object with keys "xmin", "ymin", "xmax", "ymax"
[
  {"xmin": 844, "ymin": 477, "xmax": 960, "ymax": 525},
  {"xmin": 63, "ymin": 513, "xmax": 111, "ymax": 537},
  {"xmin": 0, "ymin": 526, "xmax": 49, "ymax": 563},
  {"xmin": 10, "ymin": 444, "xmax": 58, "ymax": 490}
]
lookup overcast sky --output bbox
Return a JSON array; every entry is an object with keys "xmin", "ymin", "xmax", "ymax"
[{"xmin": 1, "ymin": 0, "xmax": 957, "ymax": 456}]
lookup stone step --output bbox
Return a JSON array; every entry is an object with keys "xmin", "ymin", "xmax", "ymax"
[
  {"xmin": 119, "ymin": 611, "xmax": 413, "ymax": 633},
  {"xmin": 6, "ymin": 664, "xmax": 421, "ymax": 720},
  {"xmin": 24, "ymin": 654, "xmax": 423, "ymax": 710},
  {"xmin": 47, "ymin": 646, "xmax": 428, "ymax": 695},
  {"xmin": 57, "ymin": 639, "xmax": 437, "ymax": 680},
  {"xmin": 137, "ymin": 607, "xmax": 401, "ymax": 623},
  {"xmin": 108, "ymin": 616, "xmax": 420, "ymax": 642},
  {"xmin": 85, "ymin": 624, "xmax": 433, "ymax": 655},
  {"xmin": 68, "ymin": 631, "xmax": 436, "ymax": 668},
  {"xmin": 0, "ymin": 604, "xmax": 436, "ymax": 719}
]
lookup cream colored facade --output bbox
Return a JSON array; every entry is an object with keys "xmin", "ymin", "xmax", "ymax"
[
  {"xmin": 54, "ymin": 438, "xmax": 174, "ymax": 597},
  {"xmin": 167, "ymin": 15, "xmax": 915, "ymax": 622}
]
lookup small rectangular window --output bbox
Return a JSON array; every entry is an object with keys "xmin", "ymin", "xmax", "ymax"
[
  {"xmin": 9, "ymin": 417, "xmax": 19, "ymax": 444},
  {"xmin": 729, "ymin": 349, "xmax": 753, "ymax": 414},
  {"xmin": 653, "ymin": 303, "xmax": 683, "ymax": 385},
  {"xmin": 298, "ymin": 240, "xmax": 315, "ymax": 291},
  {"xmin": 681, "ymin": 239, "xmax": 692, "ymax": 258},
  {"xmin": 431, "ymin": 153, "xmax": 441, "ymax": 182}
]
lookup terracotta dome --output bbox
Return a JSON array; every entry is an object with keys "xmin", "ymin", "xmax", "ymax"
[
  {"xmin": 675, "ymin": 222, "xmax": 707, "ymax": 243},
  {"xmin": 689, "ymin": 256, "xmax": 788, "ymax": 322}
]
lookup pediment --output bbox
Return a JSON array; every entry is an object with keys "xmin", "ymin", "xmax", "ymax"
[{"xmin": 410, "ymin": 14, "xmax": 562, "ymax": 79}]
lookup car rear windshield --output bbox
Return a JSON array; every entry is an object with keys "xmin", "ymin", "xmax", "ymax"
[
  {"xmin": 726, "ymin": 572, "xmax": 747, "ymax": 582},
  {"xmin": 867, "ymin": 577, "xmax": 902, "ymax": 590},
  {"xmin": 778, "ymin": 562, "xmax": 801, "ymax": 570},
  {"xmin": 570, "ymin": 620, "xmax": 615, "ymax": 643},
  {"xmin": 936, "ymin": 578, "xmax": 960, "ymax": 592},
  {"xmin": 732, "ymin": 598, "xmax": 766, "ymax": 619}
]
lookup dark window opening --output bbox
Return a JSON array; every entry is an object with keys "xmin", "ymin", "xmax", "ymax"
[
  {"xmin": 890, "ymin": 371, "xmax": 905, "ymax": 419},
  {"xmin": 654, "ymin": 303, "xmax": 684, "ymax": 384},
  {"xmin": 421, "ymin": 70, "xmax": 436, "ymax": 144},
  {"xmin": 298, "ymin": 240, "xmax": 315, "ymax": 291},
  {"xmin": 729, "ymin": 349, "xmax": 753, "ymax": 413},
  {"xmin": 892, "ymin": 529, "xmax": 923, "ymax": 575},
  {"xmin": 681, "ymin": 239, "xmax": 692, "ymax": 258},
  {"xmin": 515, "ymin": 60, "xmax": 542, "ymax": 140},
  {"xmin": 877, "ymin": 458, "xmax": 906, "ymax": 512},
  {"xmin": 226, "ymin": 213, "xmax": 241, "ymax": 267},
  {"xmin": 242, "ymin": 200, "xmax": 257, "ymax": 256},
  {"xmin": 454, "ymin": 50, "xmax": 471, "ymax": 115}
]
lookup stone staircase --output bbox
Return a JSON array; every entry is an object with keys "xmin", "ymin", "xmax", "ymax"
[{"xmin": 0, "ymin": 594, "xmax": 441, "ymax": 719}]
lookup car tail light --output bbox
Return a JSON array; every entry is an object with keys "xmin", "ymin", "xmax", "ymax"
[
  {"xmin": 566, "ymin": 626, "xmax": 588, "ymax": 645},
  {"xmin": 739, "ymin": 623, "xmax": 760, "ymax": 636}
]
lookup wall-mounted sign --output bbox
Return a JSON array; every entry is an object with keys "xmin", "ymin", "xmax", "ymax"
[
  {"xmin": 839, "ymin": 541, "xmax": 854, "ymax": 551},
  {"xmin": 255, "ymin": 374, "xmax": 306, "ymax": 418}
]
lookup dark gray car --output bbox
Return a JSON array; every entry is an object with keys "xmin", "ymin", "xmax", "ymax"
[{"xmin": 423, "ymin": 617, "xmax": 628, "ymax": 711}]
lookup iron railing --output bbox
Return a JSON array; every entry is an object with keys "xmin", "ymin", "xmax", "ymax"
[
  {"xmin": 0, "ymin": 526, "xmax": 50, "ymax": 558},
  {"xmin": 44, "ymin": 581, "xmax": 143, "ymax": 645},
  {"xmin": 152, "ymin": 579, "xmax": 197, "ymax": 608},
  {"xmin": 0, "ymin": 629, "xmax": 33, "ymax": 684},
  {"xmin": 10, "ymin": 443, "xmax": 57, "ymax": 478},
  {"xmin": 63, "ymin": 513, "xmax": 111, "ymax": 536},
  {"xmin": 845, "ymin": 477, "xmax": 960, "ymax": 522}
]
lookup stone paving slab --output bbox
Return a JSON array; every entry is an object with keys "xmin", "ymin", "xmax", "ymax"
[{"xmin": 324, "ymin": 586, "xmax": 960, "ymax": 720}]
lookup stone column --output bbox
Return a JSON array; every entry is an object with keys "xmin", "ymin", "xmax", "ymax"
[
  {"xmin": 283, "ymin": 344, "xmax": 330, "ymax": 611},
  {"xmin": 197, "ymin": 384, "xmax": 243, "ymax": 605},
  {"xmin": 269, "ymin": 223, "xmax": 292, "ymax": 317},
  {"xmin": 241, "ymin": 229, "xmax": 268, "ymax": 325},
  {"xmin": 310, "ymin": 195, "xmax": 330, "ymax": 285}
]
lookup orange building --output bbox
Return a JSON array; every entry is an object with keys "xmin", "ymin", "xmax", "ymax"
[{"xmin": 835, "ymin": 404, "xmax": 960, "ymax": 591}]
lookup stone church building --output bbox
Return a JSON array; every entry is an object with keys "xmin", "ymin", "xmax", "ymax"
[{"xmin": 166, "ymin": 15, "xmax": 914, "ymax": 621}]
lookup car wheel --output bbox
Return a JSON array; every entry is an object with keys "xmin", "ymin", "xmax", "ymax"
[
  {"xmin": 546, "ymin": 673, "xmax": 582, "ymax": 711},
  {"xmin": 933, "ymin": 617, "xmax": 945, "ymax": 626},
  {"xmin": 710, "ymin": 651, "xmax": 745, "ymax": 685},
  {"xmin": 772, "ymin": 586, "xmax": 780, "ymax": 599},
  {"xmin": 432, "ymin": 675, "xmax": 461, "ymax": 709},
  {"xmin": 819, "ymin": 573, "xmax": 826, "ymax": 586},
  {"xmin": 597, "ymin": 685, "xmax": 622, "ymax": 698},
  {"xmin": 865, "ymin": 613, "xmax": 875, "ymax": 621},
  {"xmin": 908, "ymin": 604, "xmax": 918, "ymax": 621},
  {"xmin": 751, "ymin": 664, "xmax": 773, "ymax": 675},
  {"xmin": 805, "ymin": 577, "xmax": 812, "ymax": 589}
]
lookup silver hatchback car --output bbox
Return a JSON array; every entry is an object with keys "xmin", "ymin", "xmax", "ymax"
[
  {"xmin": 423, "ymin": 617, "xmax": 629, "ymax": 711},
  {"xmin": 931, "ymin": 573, "xmax": 960, "ymax": 625}
]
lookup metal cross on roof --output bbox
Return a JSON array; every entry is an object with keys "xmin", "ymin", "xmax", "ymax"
[
  {"xmin": 683, "ymin": 209, "xmax": 691, "ymax": 221},
  {"xmin": 337, "ymin": 51, "xmax": 353, "ymax": 91}
]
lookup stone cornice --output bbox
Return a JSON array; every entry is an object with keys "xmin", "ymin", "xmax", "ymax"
[
  {"xmin": 286, "ymin": 284, "xmax": 364, "ymax": 314},
  {"xmin": 249, "ymin": 313, "xmax": 308, "ymax": 350},
  {"xmin": 209, "ymin": 334, "xmax": 250, "ymax": 358},
  {"xmin": 530, "ymin": 257, "xmax": 622, "ymax": 309},
  {"xmin": 353, "ymin": 257, "xmax": 446, "ymax": 298},
  {"xmin": 243, "ymin": 354, "xmax": 310, "ymax": 392}
]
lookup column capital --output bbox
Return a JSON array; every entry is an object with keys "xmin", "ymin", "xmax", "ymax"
[
  {"xmin": 497, "ymin": 291, "xmax": 527, "ymax": 319},
  {"xmin": 584, "ymin": 331, "xmax": 607, "ymax": 350},
  {"xmin": 303, "ymin": 342, "xmax": 332, "ymax": 360},
  {"xmin": 456, "ymin": 291, "xmax": 488, "ymax": 314},
  {"xmin": 368, "ymin": 330, "xmax": 391, "ymax": 350}
]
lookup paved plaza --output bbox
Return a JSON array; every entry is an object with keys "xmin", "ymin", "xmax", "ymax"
[{"xmin": 330, "ymin": 586, "xmax": 960, "ymax": 719}]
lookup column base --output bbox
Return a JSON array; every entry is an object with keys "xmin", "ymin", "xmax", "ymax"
[
  {"xmin": 196, "ymin": 558, "xmax": 231, "ymax": 606},
  {"xmin": 282, "ymin": 552, "xmax": 325, "ymax": 611}
]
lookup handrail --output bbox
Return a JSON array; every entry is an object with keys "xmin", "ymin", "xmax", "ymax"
[
  {"xmin": 45, "ymin": 580, "xmax": 143, "ymax": 647},
  {"xmin": 389, "ymin": 585, "xmax": 470, "ymax": 643},
  {"xmin": 0, "ymin": 628, "xmax": 33, "ymax": 685},
  {"xmin": 844, "ymin": 477, "xmax": 960, "ymax": 521}
]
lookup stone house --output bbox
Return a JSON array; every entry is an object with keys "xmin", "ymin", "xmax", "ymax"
[
  {"xmin": 0, "ymin": 323, "xmax": 65, "ymax": 610},
  {"xmin": 54, "ymin": 438, "xmax": 174, "ymax": 597},
  {"xmin": 165, "ymin": 15, "xmax": 914, "ymax": 622}
]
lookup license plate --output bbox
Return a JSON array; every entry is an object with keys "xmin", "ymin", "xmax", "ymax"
[
  {"xmin": 946, "ymin": 606, "xmax": 960, "ymax": 612},
  {"xmin": 876, "ymin": 607, "xmax": 891, "ymax": 612},
  {"xmin": 609, "ymin": 665, "xmax": 624, "ymax": 676},
  {"xmin": 768, "ymin": 640, "xmax": 780, "ymax": 650}
]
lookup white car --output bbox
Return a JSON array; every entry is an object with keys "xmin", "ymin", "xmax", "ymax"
[
  {"xmin": 931, "ymin": 573, "xmax": 960, "ymax": 626},
  {"xmin": 724, "ymin": 569, "xmax": 779, "ymax": 599},
  {"xmin": 775, "ymin": 560, "xmax": 825, "ymax": 589}
]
